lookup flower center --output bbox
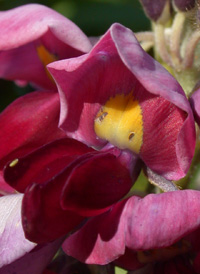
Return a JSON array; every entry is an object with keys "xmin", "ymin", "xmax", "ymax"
[{"xmin": 94, "ymin": 92, "xmax": 143, "ymax": 154}]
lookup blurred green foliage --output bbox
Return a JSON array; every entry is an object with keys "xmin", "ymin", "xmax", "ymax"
[
  {"xmin": 115, "ymin": 266, "xmax": 127, "ymax": 274},
  {"xmin": 0, "ymin": 0, "xmax": 149, "ymax": 111}
]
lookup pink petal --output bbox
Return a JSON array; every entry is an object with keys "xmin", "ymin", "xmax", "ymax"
[
  {"xmin": 0, "ymin": 43, "xmax": 55, "ymax": 90},
  {"xmin": 62, "ymin": 199, "xmax": 128, "ymax": 264},
  {"xmin": 62, "ymin": 190, "xmax": 200, "ymax": 264},
  {"xmin": 111, "ymin": 23, "xmax": 195, "ymax": 180},
  {"xmin": 0, "ymin": 4, "xmax": 92, "ymax": 89},
  {"xmin": 0, "ymin": 237, "xmax": 63, "ymax": 274},
  {"xmin": 0, "ymin": 4, "xmax": 91, "ymax": 52},
  {"xmin": 0, "ymin": 194, "xmax": 36, "ymax": 267}
]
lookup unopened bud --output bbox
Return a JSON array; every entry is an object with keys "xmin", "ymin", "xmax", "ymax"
[
  {"xmin": 173, "ymin": 0, "xmax": 195, "ymax": 11},
  {"xmin": 139, "ymin": 0, "xmax": 171, "ymax": 23}
]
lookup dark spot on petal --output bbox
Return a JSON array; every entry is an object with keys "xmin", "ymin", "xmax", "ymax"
[
  {"xmin": 97, "ymin": 112, "xmax": 108, "ymax": 122},
  {"xmin": 129, "ymin": 132, "xmax": 135, "ymax": 140}
]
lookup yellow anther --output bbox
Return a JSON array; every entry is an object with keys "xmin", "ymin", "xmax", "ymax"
[
  {"xmin": 94, "ymin": 92, "xmax": 143, "ymax": 154},
  {"xmin": 9, "ymin": 159, "xmax": 19, "ymax": 167},
  {"xmin": 37, "ymin": 45, "xmax": 57, "ymax": 81}
]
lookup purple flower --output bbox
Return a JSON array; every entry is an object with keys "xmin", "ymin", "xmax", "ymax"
[
  {"xmin": 139, "ymin": 0, "xmax": 195, "ymax": 22},
  {"xmin": 139, "ymin": 0, "xmax": 170, "ymax": 22},
  {"xmin": 48, "ymin": 23, "xmax": 195, "ymax": 181},
  {"xmin": 0, "ymin": 4, "xmax": 92, "ymax": 90},
  {"xmin": 0, "ymin": 91, "xmax": 137, "ymax": 244},
  {"xmin": 0, "ymin": 8, "xmax": 197, "ymax": 271}
]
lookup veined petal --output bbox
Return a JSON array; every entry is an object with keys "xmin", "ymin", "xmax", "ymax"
[
  {"xmin": 62, "ymin": 190, "xmax": 200, "ymax": 265},
  {"xmin": 0, "ymin": 4, "xmax": 92, "ymax": 89},
  {"xmin": 111, "ymin": 24, "xmax": 195, "ymax": 180},
  {"xmin": 49, "ymin": 23, "xmax": 195, "ymax": 180}
]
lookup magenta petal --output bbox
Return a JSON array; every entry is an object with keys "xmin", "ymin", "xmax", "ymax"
[
  {"xmin": 4, "ymin": 137, "xmax": 93, "ymax": 192},
  {"xmin": 193, "ymin": 252, "xmax": 200, "ymax": 273},
  {"xmin": 0, "ymin": 90, "xmax": 65, "ymax": 168},
  {"xmin": 114, "ymin": 248, "xmax": 143, "ymax": 271},
  {"xmin": 0, "ymin": 194, "xmax": 36, "ymax": 268},
  {"xmin": 0, "ymin": 237, "xmax": 63, "ymax": 274},
  {"xmin": 22, "ymin": 181, "xmax": 84, "ymax": 243},
  {"xmin": 49, "ymin": 23, "xmax": 195, "ymax": 180},
  {"xmin": 19, "ymin": 146, "xmax": 134, "ymax": 242},
  {"xmin": 0, "ymin": 4, "xmax": 92, "ymax": 89},
  {"xmin": 62, "ymin": 199, "xmax": 128, "ymax": 264},
  {"xmin": 48, "ymin": 33, "xmax": 134, "ymax": 148},
  {"xmin": 185, "ymin": 227, "xmax": 200, "ymax": 252},
  {"xmin": 111, "ymin": 23, "xmax": 195, "ymax": 180},
  {"xmin": 61, "ymin": 150, "xmax": 133, "ymax": 216},
  {"xmin": 124, "ymin": 190, "xmax": 200, "ymax": 250},
  {"xmin": 62, "ymin": 190, "xmax": 200, "ymax": 264},
  {"xmin": 13, "ymin": 139, "xmax": 93, "ymax": 242}
]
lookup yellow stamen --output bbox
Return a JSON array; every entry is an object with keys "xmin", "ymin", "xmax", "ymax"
[
  {"xmin": 37, "ymin": 45, "xmax": 57, "ymax": 81},
  {"xmin": 9, "ymin": 159, "xmax": 19, "ymax": 167},
  {"xmin": 94, "ymin": 92, "xmax": 143, "ymax": 154}
]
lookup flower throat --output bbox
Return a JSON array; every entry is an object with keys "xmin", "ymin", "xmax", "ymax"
[{"xmin": 94, "ymin": 92, "xmax": 143, "ymax": 154}]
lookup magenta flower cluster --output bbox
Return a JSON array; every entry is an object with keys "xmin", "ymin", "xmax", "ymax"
[{"xmin": 0, "ymin": 3, "xmax": 200, "ymax": 274}]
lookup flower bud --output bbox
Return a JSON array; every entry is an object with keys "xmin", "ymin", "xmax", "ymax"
[
  {"xmin": 139, "ymin": 0, "xmax": 171, "ymax": 23},
  {"xmin": 173, "ymin": 0, "xmax": 195, "ymax": 11}
]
